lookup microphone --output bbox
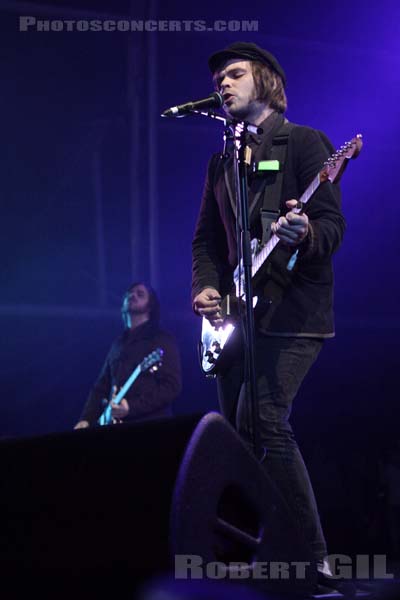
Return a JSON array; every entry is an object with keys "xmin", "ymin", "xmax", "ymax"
[{"xmin": 161, "ymin": 92, "xmax": 223, "ymax": 118}]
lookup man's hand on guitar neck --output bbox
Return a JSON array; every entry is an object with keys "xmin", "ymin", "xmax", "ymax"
[
  {"xmin": 111, "ymin": 398, "xmax": 129, "ymax": 420},
  {"xmin": 271, "ymin": 199, "xmax": 309, "ymax": 246},
  {"xmin": 193, "ymin": 287, "xmax": 224, "ymax": 327},
  {"xmin": 110, "ymin": 385, "xmax": 130, "ymax": 421}
]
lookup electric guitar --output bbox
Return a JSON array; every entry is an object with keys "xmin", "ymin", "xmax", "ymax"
[
  {"xmin": 199, "ymin": 134, "xmax": 363, "ymax": 376},
  {"xmin": 98, "ymin": 348, "xmax": 163, "ymax": 425}
]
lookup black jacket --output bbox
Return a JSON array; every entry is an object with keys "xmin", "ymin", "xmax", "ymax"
[
  {"xmin": 192, "ymin": 113, "xmax": 346, "ymax": 337},
  {"xmin": 80, "ymin": 320, "xmax": 182, "ymax": 425}
]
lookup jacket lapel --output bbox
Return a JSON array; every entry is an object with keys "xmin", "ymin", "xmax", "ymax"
[{"xmin": 221, "ymin": 113, "xmax": 286, "ymax": 222}]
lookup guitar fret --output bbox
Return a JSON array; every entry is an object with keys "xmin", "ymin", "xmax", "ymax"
[
  {"xmin": 252, "ymin": 235, "xmax": 279, "ymax": 277},
  {"xmin": 300, "ymin": 173, "xmax": 320, "ymax": 205}
]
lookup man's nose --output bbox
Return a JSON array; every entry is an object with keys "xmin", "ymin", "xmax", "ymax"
[{"xmin": 219, "ymin": 77, "xmax": 231, "ymax": 92}]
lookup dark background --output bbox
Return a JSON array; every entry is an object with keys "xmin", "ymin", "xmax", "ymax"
[{"xmin": 1, "ymin": 0, "xmax": 399, "ymax": 557}]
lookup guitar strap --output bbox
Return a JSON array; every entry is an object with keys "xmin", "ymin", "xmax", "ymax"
[{"xmin": 259, "ymin": 121, "xmax": 295, "ymax": 245}]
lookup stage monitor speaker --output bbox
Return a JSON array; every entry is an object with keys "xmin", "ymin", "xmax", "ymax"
[
  {"xmin": 0, "ymin": 412, "xmax": 316, "ymax": 598},
  {"xmin": 171, "ymin": 412, "xmax": 317, "ymax": 596},
  {"xmin": 0, "ymin": 414, "xmax": 201, "ymax": 598}
]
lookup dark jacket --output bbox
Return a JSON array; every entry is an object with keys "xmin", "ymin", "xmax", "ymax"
[
  {"xmin": 192, "ymin": 112, "xmax": 346, "ymax": 337},
  {"xmin": 80, "ymin": 320, "xmax": 182, "ymax": 425}
]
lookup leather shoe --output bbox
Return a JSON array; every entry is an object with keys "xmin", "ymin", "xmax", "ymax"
[{"xmin": 317, "ymin": 571, "xmax": 357, "ymax": 598}]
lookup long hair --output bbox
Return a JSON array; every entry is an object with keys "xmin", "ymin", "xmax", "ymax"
[
  {"xmin": 251, "ymin": 61, "xmax": 287, "ymax": 113},
  {"xmin": 121, "ymin": 281, "xmax": 160, "ymax": 328}
]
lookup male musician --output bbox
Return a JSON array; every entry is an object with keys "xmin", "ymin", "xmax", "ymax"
[
  {"xmin": 191, "ymin": 42, "xmax": 348, "ymax": 592},
  {"xmin": 74, "ymin": 282, "xmax": 182, "ymax": 428}
]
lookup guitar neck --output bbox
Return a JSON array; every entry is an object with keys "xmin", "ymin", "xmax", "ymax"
[
  {"xmin": 299, "ymin": 172, "xmax": 321, "ymax": 206},
  {"xmin": 251, "ymin": 171, "xmax": 321, "ymax": 278},
  {"xmin": 251, "ymin": 233, "xmax": 280, "ymax": 277},
  {"xmin": 112, "ymin": 364, "xmax": 141, "ymax": 406}
]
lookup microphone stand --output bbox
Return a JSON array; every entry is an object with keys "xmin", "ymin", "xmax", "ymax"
[{"xmin": 192, "ymin": 110, "xmax": 263, "ymax": 460}]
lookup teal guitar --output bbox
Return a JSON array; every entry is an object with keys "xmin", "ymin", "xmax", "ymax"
[{"xmin": 98, "ymin": 348, "xmax": 163, "ymax": 426}]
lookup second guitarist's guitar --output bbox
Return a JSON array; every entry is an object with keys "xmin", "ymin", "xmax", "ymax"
[
  {"xmin": 199, "ymin": 134, "xmax": 363, "ymax": 376},
  {"xmin": 98, "ymin": 348, "xmax": 163, "ymax": 426}
]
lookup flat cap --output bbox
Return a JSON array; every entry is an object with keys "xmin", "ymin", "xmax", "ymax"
[{"xmin": 208, "ymin": 41, "xmax": 286, "ymax": 87}]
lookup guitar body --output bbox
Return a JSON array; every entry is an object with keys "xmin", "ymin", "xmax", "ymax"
[
  {"xmin": 199, "ymin": 315, "xmax": 235, "ymax": 376},
  {"xmin": 198, "ymin": 134, "xmax": 363, "ymax": 376},
  {"xmin": 199, "ymin": 249, "xmax": 273, "ymax": 376}
]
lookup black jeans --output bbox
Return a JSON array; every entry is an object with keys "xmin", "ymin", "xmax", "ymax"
[{"xmin": 217, "ymin": 333, "xmax": 327, "ymax": 561}]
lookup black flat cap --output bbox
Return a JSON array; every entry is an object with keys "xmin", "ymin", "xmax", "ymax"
[{"xmin": 208, "ymin": 41, "xmax": 286, "ymax": 87}]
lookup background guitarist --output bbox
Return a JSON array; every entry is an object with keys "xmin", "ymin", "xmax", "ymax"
[
  {"xmin": 192, "ymin": 42, "xmax": 348, "ymax": 592},
  {"xmin": 74, "ymin": 282, "xmax": 182, "ymax": 429}
]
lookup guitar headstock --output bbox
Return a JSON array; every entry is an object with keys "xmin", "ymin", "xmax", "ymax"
[
  {"xmin": 320, "ymin": 134, "xmax": 363, "ymax": 184},
  {"xmin": 140, "ymin": 348, "xmax": 164, "ymax": 373}
]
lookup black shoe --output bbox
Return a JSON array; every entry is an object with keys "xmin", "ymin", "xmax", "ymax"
[
  {"xmin": 311, "ymin": 582, "xmax": 344, "ymax": 598},
  {"xmin": 317, "ymin": 571, "xmax": 357, "ymax": 598},
  {"xmin": 354, "ymin": 581, "xmax": 376, "ymax": 593}
]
